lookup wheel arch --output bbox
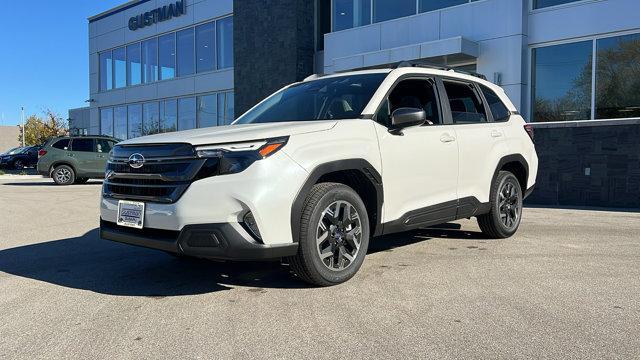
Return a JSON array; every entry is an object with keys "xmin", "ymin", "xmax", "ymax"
[
  {"xmin": 493, "ymin": 154, "xmax": 529, "ymax": 194},
  {"xmin": 290, "ymin": 159, "xmax": 384, "ymax": 243},
  {"xmin": 49, "ymin": 161, "xmax": 77, "ymax": 177}
]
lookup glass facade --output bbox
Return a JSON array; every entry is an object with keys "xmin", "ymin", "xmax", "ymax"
[
  {"xmin": 98, "ymin": 16, "xmax": 233, "ymax": 92},
  {"xmin": 99, "ymin": 91, "xmax": 234, "ymax": 139},
  {"xmin": 533, "ymin": 0, "xmax": 581, "ymax": 10}
]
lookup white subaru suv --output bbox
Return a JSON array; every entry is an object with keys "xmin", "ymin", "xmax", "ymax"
[{"xmin": 100, "ymin": 65, "xmax": 538, "ymax": 286}]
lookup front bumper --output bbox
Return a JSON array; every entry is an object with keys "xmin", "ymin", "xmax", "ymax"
[{"xmin": 100, "ymin": 220, "xmax": 298, "ymax": 260}]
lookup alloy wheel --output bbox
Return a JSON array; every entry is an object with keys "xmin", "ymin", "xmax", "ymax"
[
  {"xmin": 316, "ymin": 200, "xmax": 362, "ymax": 271},
  {"xmin": 56, "ymin": 168, "xmax": 72, "ymax": 184},
  {"xmin": 498, "ymin": 180, "xmax": 521, "ymax": 229}
]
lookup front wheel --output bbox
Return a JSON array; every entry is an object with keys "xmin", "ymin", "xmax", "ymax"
[
  {"xmin": 477, "ymin": 171, "xmax": 523, "ymax": 238},
  {"xmin": 13, "ymin": 160, "xmax": 24, "ymax": 170},
  {"xmin": 52, "ymin": 165, "xmax": 75, "ymax": 185},
  {"xmin": 287, "ymin": 182, "xmax": 370, "ymax": 286}
]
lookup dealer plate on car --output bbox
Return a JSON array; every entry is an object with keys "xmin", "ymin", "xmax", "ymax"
[{"xmin": 117, "ymin": 200, "xmax": 145, "ymax": 229}]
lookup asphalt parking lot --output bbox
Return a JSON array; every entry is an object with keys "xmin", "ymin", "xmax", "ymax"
[{"xmin": 0, "ymin": 178, "xmax": 638, "ymax": 359}]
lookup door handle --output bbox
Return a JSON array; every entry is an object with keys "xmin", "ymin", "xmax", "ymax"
[
  {"xmin": 67, "ymin": 153, "xmax": 74, "ymax": 157},
  {"xmin": 491, "ymin": 130, "xmax": 503, "ymax": 138},
  {"xmin": 440, "ymin": 134, "xmax": 456, "ymax": 143}
]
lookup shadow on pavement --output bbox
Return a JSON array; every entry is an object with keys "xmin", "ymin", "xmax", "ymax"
[
  {"xmin": 1, "ymin": 181, "xmax": 103, "ymax": 186},
  {"xmin": 0, "ymin": 223, "xmax": 486, "ymax": 296}
]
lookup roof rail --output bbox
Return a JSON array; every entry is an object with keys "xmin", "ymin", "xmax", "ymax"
[{"xmin": 396, "ymin": 60, "xmax": 487, "ymax": 80}]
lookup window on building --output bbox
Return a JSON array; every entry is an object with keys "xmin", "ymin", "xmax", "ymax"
[
  {"xmin": 218, "ymin": 93, "xmax": 231, "ymax": 125},
  {"xmin": 159, "ymin": 33, "xmax": 176, "ymax": 80},
  {"xmin": 143, "ymin": 102, "xmax": 160, "ymax": 135},
  {"xmin": 178, "ymin": 97, "xmax": 196, "ymax": 130},
  {"xmin": 595, "ymin": 33, "xmax": 640, "ymax": 119},
  {"xmin": 114, "ymin": 106, "xmax": 128, "ymax": 140},
  {"xmin": 373, "ymin": 0, "xmax": 416, "ymax": 23},
  {"xmin": 99, "ymin": 51, "xmax": 113, "ymax": 91},
  {"xmin": 443, "ymin": 81, "xmax": 487, "ymax": 124},
  {"xmin": 480, "ymin": 85, "xmax": 510, "ymax": 121},
  {"xmin": 196, "ymin": 22, "xmax": 215, "ymax": 73},
  {"xmin": 160, "ymin": 99, "xmax": 178, "ymax": 133},
  {"xmin": 142, "ymin": 38, "xmax": 158, "ymax": 84},
  {"xmin": 217, "ymin": 17, "xmax": 234, "ymax": 69},
  {"xmin": 127, "ymin": 43, "xmax": 141, "ymax": 86},
  {"xmin": 197, "ymin": 94, "xmax": 218, "ymax": 128},
  {"xmin": 419, "ymin": 0, "xmax": 467, "ymax": 13},
  {"xmin": 332, "ymin": 0, "xmax": 371, "ymax": 31},
  {"xmin": 225, "ymin": 92, "xmax": 235, "ymax": 124},
  {"xmin": 177, "ymin": 28, "xmax": 195, "ymax": 77},
  {"xmin": 532, "ymin": 41, "xmax": 592, "ymax": 122},
  {"xmin": 128, "ymin": 104, "xmax": 142, "ymax": 139},
  {"xmin": 113, "ymin": 47, "xmax": 126, "ymax": 89},
  {"xmin": 533, "ymin": 0, "xmax": 580, "ymax": 10},
  {"xmin": 100, "ymin": 108, "xmax": 113, "ymax": 136}
]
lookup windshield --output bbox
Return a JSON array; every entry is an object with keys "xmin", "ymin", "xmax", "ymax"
[{"xmin": 235, "ymin": 73, "xmax": 387, "ymax": 124}]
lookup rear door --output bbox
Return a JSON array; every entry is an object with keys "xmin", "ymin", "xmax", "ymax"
[{"xmin": 69, "ymin": 138, "xmax": 97, "ymax": 176}]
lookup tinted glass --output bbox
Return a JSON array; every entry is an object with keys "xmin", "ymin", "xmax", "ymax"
[
  {"xmin": 99, "ymin": 51, "xmax": 112, "ymax": 91},
  {"xmin": 96, "ymin": 139, "xmax": 114, "ymax": 153},
  {"xmin": 333, "ymin": 0, "xmax": 371, "ymax": 31},
  {"xmin": 196, "ymin": 22, "xmax": 215, "ymax": 73},
  {"xmin": 373, "ymin": 0, "xmax": 415, "ymax": 23},
  {"xmin": 159, "ymin": 33, "xmax": 176, "ymax": 80},
  {"xmin": 52, "ymin": 139, "xmax": 70, "ymax": 150},
  {"xmin": 225, "ymin": 92, "xmax": 235, "ymax": 124},
  {"xmin": 126, "ymin": 43, "xmax": 141, "ymax": 86},
  {"xmin": 532, "ymin": 41, "xmax": 592, "ymax": 122},
  {"xmin": 100, "ymin": 108, "xmax": 113, "ymax": 136},
  {"xmin": 217, "ymin": 17, "xmax": 234, "ymax": 69},
  {"xmin": 71, "ymin": 139, "xmax": 93, "ymax": 152},
  {"xmin": 160, "ymin": 99, "xmax": 178, "ymax": 133},
  {"xmin": 178, "ymin": 97, "xmax": 196, "ymax": 130},
  {"xmin": 113, "ymin": 47, "xmax": 126, "ymax": 88},
  {"xmin": 378, "ymin": 79, "xmax": 441, "ymax": 126},
  {"xmin": 197, "ymin": 94, "xmax": 218, "ymax": 128},
  {"xmin": 114, "ymin": 106, "xmax": 128, "ymax": 140},
  {"xmin": 533, "ymin": 0, "xmax": 579, "ymax": 9},
  {"xmin": 128, "ymin": 104, "xmax": 143, "ymax": 139},
  {"xmin": 480, "ymin": 85, "xmax": 510, "ymax": 121},
  {"xmin": 419, "ymin": 0, "xmax": 467, "ymax": 13},
  {"xmin": 596, "ymin": 33, "xmax": 640, "ymax": 119},
  {"xmin": 142, "ymin": 38, "xmax": 158, "ymax": 84},
  {"xmin": 143, "ymin": 102, "xmax": 160, "ymax": 135},
  {"xmin": 177, "ymin": 28, "xmax": 195, "ymax": 76},
  {"xmin": 443, "ymin": 81, "xmax": 487, "ymax": 123},
  {"xmin": 236, "ymin": 74, "xmax": 387, "ymax": 124}
]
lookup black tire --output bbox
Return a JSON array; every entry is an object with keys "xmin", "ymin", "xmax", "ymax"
[
  {"xmin": 74, "ymin": 177, "xmax": 89, "ymax": 184},
  {"xmin": 477, "ymin": 171, "xmax": 523, "ymax": 239},
  {"xmin": 52, "ymin": 165, "xmax": 75, "ymax": 185},
  {"xmin": 13, "ymin": 160, "xmax": 24, "ymax": 170},
  {"xmin": 286, "ymin": 182, "xmax": 370, "ymax": 286}
]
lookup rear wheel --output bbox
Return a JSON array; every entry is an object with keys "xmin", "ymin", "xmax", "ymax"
[
  {"xmin": 13, "ymin": 160, "xmax": 24, "ymax": 170},
  {"xmin": 52, "ymin": 165, "xmax": 75, "ymax": 185},
  {"xmin": 477, "ymin": 171, "xmax": 523, "ymax": 238},
  {"xmin": 287, "ymin": 182, "xmax": 370, "ymax": 286}
]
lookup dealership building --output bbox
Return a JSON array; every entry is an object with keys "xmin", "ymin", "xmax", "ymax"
[{"xmin": 71, "ymin": 0, "xmax": 640, "ymax": 208}]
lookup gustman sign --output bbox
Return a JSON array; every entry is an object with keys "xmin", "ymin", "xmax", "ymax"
[{"xmin": 128, "ymin": 0, "xmax": 186, "ymax": 31}]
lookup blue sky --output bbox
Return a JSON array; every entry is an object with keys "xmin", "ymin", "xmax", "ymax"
[{"xmin": 0, "ymin": 0, "xmax": 125, "ymax": 126}]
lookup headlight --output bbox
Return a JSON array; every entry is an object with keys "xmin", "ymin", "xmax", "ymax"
[{"xmin": 194, "ymin": 137, "xmax": 288, "ymax": 178}]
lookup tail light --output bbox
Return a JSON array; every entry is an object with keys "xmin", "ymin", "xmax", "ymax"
[
  {"xmin": 524, "ymin": 124, "xmax": 534, "ymax": 141},
  {"xmin": 38, "ymin": 149, "xmax": 47, "ymax": 158}
]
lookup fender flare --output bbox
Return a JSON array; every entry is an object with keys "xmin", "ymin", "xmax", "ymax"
[{"xmin": 492, "ymin": 154, "xmax": 529, "ymax": 191}]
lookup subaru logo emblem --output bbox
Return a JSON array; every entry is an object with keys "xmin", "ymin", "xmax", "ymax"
[{"xmin": 128, "ymin": 153, "xmax": 145, "ymax": 169}]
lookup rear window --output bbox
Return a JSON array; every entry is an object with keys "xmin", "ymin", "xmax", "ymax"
[
  {"xmin": 480, "ymin": 85, "xmax": 510, "ymax": 122},
  {"xmin": 443, "ymin": 81, "xmax": 487, "ymax": 124},
  {"xmin": 71, "ymin": 139, "xmax": 94, "ymax": 152},
  {"xmin": 52, "ymin": 139, "xmax": 70, "ymax": 150}
]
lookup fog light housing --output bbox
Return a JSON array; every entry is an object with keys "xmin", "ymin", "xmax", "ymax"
[{"xmin": 242, "ymin": 211, "xmax": 262, "ymax": 242}]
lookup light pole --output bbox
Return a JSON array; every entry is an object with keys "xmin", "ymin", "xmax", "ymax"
[{"xmin": 21, "ymin": 107, "xmax": 25, "ymax": 146}]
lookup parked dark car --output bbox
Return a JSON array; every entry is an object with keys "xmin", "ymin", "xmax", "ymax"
[{"xmin": 0, "ymin": 146, "xmax": 41, "ymax": 169}]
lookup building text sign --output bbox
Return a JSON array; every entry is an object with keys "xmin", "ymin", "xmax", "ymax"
[{"xmin": 129, "ymin": 1, "xmax": 186, "ymax": 31}]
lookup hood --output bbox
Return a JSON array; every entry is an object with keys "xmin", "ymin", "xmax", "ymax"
[{"xmin": 120, "ymin": 120, "xmax": 338, "ymax": 146}]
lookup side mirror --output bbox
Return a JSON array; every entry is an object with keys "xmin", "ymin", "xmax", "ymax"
[{"xmin": 390, "ymin": 108, "xmax": 426, "ymax": 134}]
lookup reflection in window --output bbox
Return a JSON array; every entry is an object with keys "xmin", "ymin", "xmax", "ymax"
[
  {"xmin": 532, "ymin": 41, "xmax": 592, "ymax": 122},
  {"xmin": 373, "ymin": 0, "xmax": 415, "ymax": 23},
  {"xmin": 196, "ymin": 22, "xmax": 215, "ymax": 73},
  {"xmin": 217, "ymin": 17, "xmax": 234, "ymax": 69},
  {"xmin": 142, "ymin": 38, "xmax": 158, "ymax": 84},
  {"xmin": 126, "ymin": 43, "xmax": 141, "ymax": 86},
  {"xmin": 596, "ymin": 33, "xmax": 640, "ymax": 119},
  {"xmin": 225, "ymin": 92, "xmax": 235, "ymax": 124},
  {"xmin": 419, "ymin": 0, "xmax": 467, "ymax": 13},
  {"xmin": 99, "ymin": 51, "xmax": 112, "ymax": 91},
  {"xmin": 160, "ymin": 99, "xmax": 178, "ymax": 133},
  {"xmin": 480, "ymin": 85, "xmax": 510, "ymax": 121},
  {"xmin": 443, "ymin": 81, "xmax": 487, "ymax": 124},
  {"xmin": 177, "ymin": 28, "xmax": 195, "ymax": 77},
  {"xmin": 114, "ymin": 106, "xmax": 128, "ymax": 140},
  {"xmin": 143, "ymin": 102, "xmax": 160, "ymax": 135},
  {"xmin": 113, "ymin": 47, "xmax": 126, "ymax": 89},
  {"xmin": 332, "ymin": 0, "xmax": 371, "ymax": 31},
  {"xmin": 159, "ymin": 33, "xmax": 176, "ymax": 80},
  {"xmin": 128, "ymin": 104, "xmax": 142, "ymax": 139},
  {"xmin": 197, "ymin": 94, "xmax": 218, "ymax": 128},
  {"xmin": 533, "ymin": 0, "xmax": 580, "ymax": 9},
  {"xmin": 100, "ymin": 108, "xmax": 113, "ymax": 136},
  {"xmin": 178, "ymin": 97, "xmax": 196, "ymax": 130}
]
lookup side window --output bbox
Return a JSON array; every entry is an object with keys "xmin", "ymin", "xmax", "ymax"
[
  {"xmin": 443, "ymin": 81, "xmax": 487, "ymax": 124},
  {"xmin": 480, "ymin": 85, "xmax": 511, "ymax": 122},
  {"xmin": 375, "ymin": 78, "xmax": 441, "ymax": 127},
  {"xmin": 71, "ymin": 139, "xmax": 94, "ymax": 152},
  {"xmin": 52, "ymin": 139, "xmax": 70, "ymax": 150},
  {"xmin": 96, "ymin": 139, "xmax": 114, "ymax": 153}
]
